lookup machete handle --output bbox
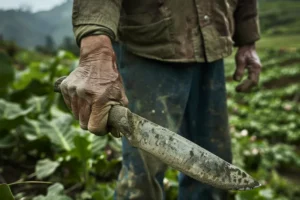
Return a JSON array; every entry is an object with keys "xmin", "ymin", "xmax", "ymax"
[{"xmin": 54, "ymin": 76, "xmax": 130, "ymax": 137}]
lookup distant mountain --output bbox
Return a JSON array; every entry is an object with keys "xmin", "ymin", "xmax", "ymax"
[{"xmin": 0, "ymin": 0, "xmax": 73, "ymax": 49}]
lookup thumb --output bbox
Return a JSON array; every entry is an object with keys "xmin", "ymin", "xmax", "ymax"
[
  {"xmin": 88, "ymin": 103, "xmax": 111, "ymax": 136},
  {"xmin": 233, "ymin": 55, "xmax": 246, "ymax": 82}
]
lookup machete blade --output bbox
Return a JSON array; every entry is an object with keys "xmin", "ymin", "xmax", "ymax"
[{"xmin": 109, "ymin": 106, "xmax": 261, "ymax": 190}]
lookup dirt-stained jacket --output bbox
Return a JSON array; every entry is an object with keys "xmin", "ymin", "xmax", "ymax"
[{"xmin": 72, "ymin": 0, "xmax": 260, "ymax": 62}]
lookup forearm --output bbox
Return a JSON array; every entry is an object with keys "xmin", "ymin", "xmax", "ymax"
[{"xmin": 233, "ymin": 0, "xmax": 260, "ymax": 46}]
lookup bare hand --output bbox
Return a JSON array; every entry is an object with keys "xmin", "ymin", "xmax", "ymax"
[
  {"xmin": 233, "ymin": 44, "xmax": 262, "ymax": 93},
  {"xmin": 60, "ymin": 35, "xmax": 128, "ymax": 136}
]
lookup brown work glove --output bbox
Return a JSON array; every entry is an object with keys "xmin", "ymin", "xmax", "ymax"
[
  {"xmin": 233, "ymin": 44, "xmax": 262, "ymax": 93},
  {"xmin": 60, "ymin": 35, "xmax": 128, "ymax": 136}
]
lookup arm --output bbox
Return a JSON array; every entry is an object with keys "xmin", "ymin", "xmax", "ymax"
[
  {"xmin": 72, "ymin": 0, "xmax": 123, "ymax": 45},
  {"xmin": 232, "ymin": 0, "xmax": 260, "ymax": 46},
  {"xmin": 60, "ymin": 1, "xmax": 128, "ymax": 136},
  {"xmin": 233, "ymin": 0, "xmax": 262, "ymax": 93}
]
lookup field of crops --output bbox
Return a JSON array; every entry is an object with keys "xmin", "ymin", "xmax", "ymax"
[
  {"xmin": 1, "ymin": 0, "xmax": 300, "ymax": 199},
  {"xmin": 0, "ymin": 37, "xmax": 299, "ymax": 200}
]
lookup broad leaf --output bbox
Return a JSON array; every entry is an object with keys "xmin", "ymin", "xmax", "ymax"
[
  {"xmin": 92, "ymin": 184, "xmax": 114, "ymax": 200},
  {"xmin": 35, "ymin": 159, "xmax": 60, "ymax": 179},
  {"xmin": 33, "ymin": 183, "xmax": 71, "ymax": 200},
  {"xmin": 13, "ymin": 62, "xmax": 47, "ymax": 90},
  {"xmin": 72, "ymin": 135, "xmax": 92, "ymax": 161},
  {"xmin": 91, "ymin": 135, "xmax": 108, "ymax": 155},
  {"xmin": 26, "ymin": 96, "xmax": 49, "ymax": 115},
  {"xmin": 20, "ymin": 112, "xmax": 77, "ymax": 151},
  {"xmin": 21, "ymin": 118, "xmax": 43, "ymax": 141},
  {"xmin": 39, "ymin": 114, "xmax": 75, "ymax": 151},
  {"xmin": 0, "ymin": 132, "xmax": 16, "ymax": 148},
  {"xmin": 0, "ymin": 184, "xmax": 14, "ymax": 200},
  {"xmin": 0, "ymin": 99, "xmax": 33, "ymax": 130}
]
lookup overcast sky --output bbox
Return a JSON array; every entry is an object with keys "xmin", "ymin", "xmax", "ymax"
[{"xmin": 0, "ymin": 0, "xmax": 66, "ymax": 12}]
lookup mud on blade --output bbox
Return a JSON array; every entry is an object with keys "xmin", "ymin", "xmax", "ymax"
[{"xmin": 109, "ymin": 106, "xmax": 261, "ymax": 190}]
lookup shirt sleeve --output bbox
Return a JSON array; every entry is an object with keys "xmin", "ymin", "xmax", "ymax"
[
  {"xmin": 232, "ymin": 0, "xmax": 261, "ymax": 46},
  {"xmin": 72, "ymin": 0, "xmax": 122, "ymax": 46}
]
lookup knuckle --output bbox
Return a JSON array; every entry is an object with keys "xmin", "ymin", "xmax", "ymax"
[
  {"xmin": 67, "ymin": 83, "xmax": 76, "ymax": 92},
  {"xmin": 235, "ymin": 55, "xmax": 244, "ymax": 63},
  {"xmin": 76, "ymin": 86, "xmax": 86, "ymax": 97},
  {"xmin": 60, "ymin": 80, "xmax": 68, "ymax": 90}
]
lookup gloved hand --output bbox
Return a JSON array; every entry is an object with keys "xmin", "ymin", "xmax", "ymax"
[
  {"xmin": 233, "ymin": 44, "xmax": 262, "ymax": 93},
  {"xmin": 60, "ymin": 35, "xmax": 128, "ymax": 136}
]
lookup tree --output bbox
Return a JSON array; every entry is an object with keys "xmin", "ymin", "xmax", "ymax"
[
  {"xmin": 35, "ymin": 35, "xmax": 56, "ymax": 55},
  {"xmin": 60, "ymin": 36, "xmax": 79, "ymax": 56}
]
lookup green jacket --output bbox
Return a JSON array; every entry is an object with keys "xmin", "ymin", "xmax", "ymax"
[{"xmin": 73, "ymin": 0, "xmax": 260, "ymax": 62}]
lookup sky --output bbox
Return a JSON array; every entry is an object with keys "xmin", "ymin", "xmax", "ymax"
[{"xmin": 0, "ymin": 0, "xmax": 66, "ymax": 12}]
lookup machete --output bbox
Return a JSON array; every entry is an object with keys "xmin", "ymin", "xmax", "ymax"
[{"xmin": 54, "ymin": 76, "xmax": 261, "ymax": 191}]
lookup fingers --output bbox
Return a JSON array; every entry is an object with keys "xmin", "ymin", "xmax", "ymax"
[
  {"xmin": 233, "ymin": 56, "xmax": 246, "ymax": 82},
  {"xmin": 61, "ymin": 80, "xmax": 91, "ymax": 128},
  {"xmin": 236, "ymin": 61, "xmax": 261, "ymax": 93},
  {"xmin": 60, "ymin": 80, "xmax": 71, "ymax": 110},
  {"xmin": 70, "ymin": 93, "xmax": 79, "ymax": 120},
  {"xmin": 88, "ymin": 103, "xmax": 111, "ymax": 135},
  {"xmin": 248, "ymin": 62, "xmax": 261, "ymax": 85},
  {"xmin": 78, "ymin": 98, "xmax": 91, "ymax": 130}
]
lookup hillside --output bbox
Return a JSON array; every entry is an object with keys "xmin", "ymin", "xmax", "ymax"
[{"xmin": 0, "ymin": 0, "xmax": 73, "ymax": 48}]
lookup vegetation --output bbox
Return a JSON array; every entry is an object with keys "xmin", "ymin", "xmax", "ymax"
[{"xmin": 0, "ymin": 0, "xmax": 300, "ymax": 199}]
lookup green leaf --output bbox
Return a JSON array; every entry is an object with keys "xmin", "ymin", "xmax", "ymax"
[
  {"xmin": 33, "ymin": 183, "xmax": 71, "ymax": 200},
  {"xmin": 94, "ymin": 155, "xmax": 121, "ymax": 178},
  {"xmin": 47, "ymin": 183, "xmax": 64, "ymax": 195},
  {"xmin": 0, "ymin": 132, "xmax": 16, "ymax": 149},
  {"xmin": 0, "ymin": 132, "xmax": 16, "ymax": 148},
  {"xmin": 13, "ymin": 62, "xmax": 47, "ymax": 90},
  {"xmin": 259, "ymin": 189, "xmax": 274, "ymax": 199},
  {"xmin": 20, "ymin": 112, "xmax": 77, "ymax": 151},
  {"xmin": 21, "ymin": 118, "xmax": 43, "ymax": 141},
  {"xmin": 0, "ymin": 99, "xmax": 33, "ymax": 130},
  {"xmin": 35, "ymin": 159, "xmax": 60, "ymax": 179},
  {"xmin": 38, "ymin": 115, "xmax": 75, "ymax": 151},
  {"xmin": 0, "ymin": 184, "xmax": 14, "ymax": 200},
  {"xmin": 92, "ymin": 184, "xmax": 114, "ymax": 200},
  {"xmin": 0, "ymin": 52, "xmax": 14, "ymax": 97},
  {"xmin": 91, "ymin": 135, "xmax": 108, "ymax": 155},
  {"xmin": 26, "ymin": 96, "xmax": 48, "ymax": 114},
  {"xmin": 72, "ymin": 135, "xmax": 92, "ymax": 161}
]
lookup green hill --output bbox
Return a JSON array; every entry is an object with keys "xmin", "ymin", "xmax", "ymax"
[{"xmin": 0, "ymin": 0, "xmax": 73, "ymax": 48}]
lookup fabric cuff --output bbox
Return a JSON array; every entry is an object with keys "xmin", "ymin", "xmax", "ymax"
[
  {"xmin": 74, "ymin": 25, "xmax": 115, "ymax": 46},
  {"xmin": 72, "ymin": 0, "xmax": 121, "ymax": 45},
  {"xmin": 233, "ymin": 17, "xmax": 261, "ymax": 46}
]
